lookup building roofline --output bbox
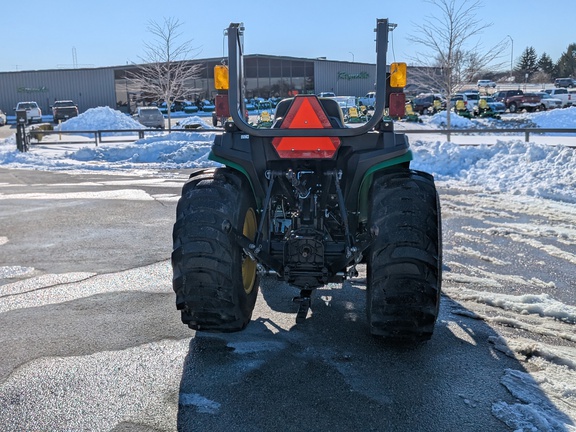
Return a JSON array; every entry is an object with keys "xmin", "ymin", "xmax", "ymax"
[{"xmin": 1, "ymin": 54, "xmax": 376, "ymax": 74}]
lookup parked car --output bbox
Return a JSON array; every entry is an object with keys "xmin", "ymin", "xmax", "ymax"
[
  {"xmin": 133, "ymin": 106, "xmax": 165, "ymax": 129},
  {"xmin": 543, "ymin": 88, "xmax": 575, "ymax": 108},
  {"xmin": 14, "ymin": 101, "xmax": 42, "ymax": 124},
  {"xmin": 554, "ymin": 78, "xmax": 574, "ymax": 88},
  {"xmin": 477, "ymin": 79, "xmax": 496, "ymax": 88},
  {"xmin": 0, "ymin": 109, "xmax": 7, "ymax": 126},
  {"xmin": 411, "ymin": 93, "xmax": 445, "ymax": 115},
  {"xmin": 317, "ymin": 92, "xmax": 336, "ymax": 98},
  {"xmin": 51, "ymin": 100, "xmax": 78, "ymax": 123},
  {"xmin": 534, "ymin": 92, "xmax": 562, "ymax": 110}
]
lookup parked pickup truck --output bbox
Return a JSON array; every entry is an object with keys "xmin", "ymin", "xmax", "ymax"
[
  {"xmin": 358, "ymin": 91, "xmax": 376, "ymax": 109},
  {"xmin": 534, "ymin": 92, "xmax": 562, "ymax": 110},
  {"xmin": 543, "ymin": 88, "xmax": 574, "ymax": 108},
  {"xmin": 52, "ymin": 100, "xmax": 78, "ymax": 123},
  {"xmin": 493, "ymin": 90, "xmax": 540, "ymax": 113}
]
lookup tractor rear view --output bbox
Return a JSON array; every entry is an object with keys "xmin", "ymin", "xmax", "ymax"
[{"xmin": 172, "ymin": 19, "xmax": 442, "ymax": 343}]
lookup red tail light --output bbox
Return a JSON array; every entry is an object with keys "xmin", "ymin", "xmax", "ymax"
[
  {"xmin": 272, "ymin": 96, "xmax": 340, "ymax": 159},
  {"xmin": 389, "ymin": 93, "xmax": 406, "ymax": 117}
]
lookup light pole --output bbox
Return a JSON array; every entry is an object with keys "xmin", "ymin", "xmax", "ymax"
[
  {"xmin": 507, "ymin": 35, "xmax": 513, "ymax": 79},
  {"xmin": 349, "ymin": 51, "xmax": 354, "ymax": 62}
]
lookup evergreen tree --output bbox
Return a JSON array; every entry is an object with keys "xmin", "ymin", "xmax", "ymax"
[
  {"xmin": 555, "ymin": 43, "xmax": 576, "ymax": 77},
  {"xmin": 537, "ymin": 53, "xmax": 554, "ymax": 75},
  {"xmin": 515, "ymin": 47, "xmax": 538, "ymax": 81}
]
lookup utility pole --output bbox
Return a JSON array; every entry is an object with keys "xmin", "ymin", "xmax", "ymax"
[{"xmin": 507, "ymin": 35, "xmax": 514, "ymax": 78}]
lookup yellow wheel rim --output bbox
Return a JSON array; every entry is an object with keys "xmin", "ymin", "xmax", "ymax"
[{"xmin": 242, "ymin": 207, "xmax": 257, "ymax": 294}]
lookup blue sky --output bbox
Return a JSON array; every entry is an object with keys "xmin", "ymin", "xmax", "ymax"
[{"xmin": 3, "ymin": 0, "xmax": 575, "ymax": 72}]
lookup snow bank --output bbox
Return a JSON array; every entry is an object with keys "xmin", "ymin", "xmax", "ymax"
[
  {"xmin": 60, "ymin": 106, "xmax": 144, "ymax": 133},
  {"xmin": 531, "ymin": 106, "xmax": 576, "ymax": 128}
]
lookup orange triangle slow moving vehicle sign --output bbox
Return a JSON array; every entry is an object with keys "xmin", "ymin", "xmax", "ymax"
[{"xmin": 272, "ymin": 96, "xmax": 341, "ymax": 159}]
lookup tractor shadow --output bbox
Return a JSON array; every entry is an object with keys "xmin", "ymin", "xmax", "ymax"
[{"xmin": 177, "ymin": 273, "xmax": 574, "ymax": 431}]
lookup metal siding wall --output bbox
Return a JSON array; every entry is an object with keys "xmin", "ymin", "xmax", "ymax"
[
  {"xmin": 0, "ymin": 59, "xmax": 380, "ymax": 115},
  {"xmin": 314, "ymin": 61, "xmax": 376, "ymax": 97},
  {"xmin": 0, "ymin": 69, "xmax": 116, "ymax": 114}
]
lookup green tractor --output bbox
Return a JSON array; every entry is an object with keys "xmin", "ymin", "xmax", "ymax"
[{"xmin": 172, "ymin": 19, "xmax": 442, "ymax": 343}]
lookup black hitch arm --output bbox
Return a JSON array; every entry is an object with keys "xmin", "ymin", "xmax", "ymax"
[{"xmin": 222, "ymin": 219, "xmax": 284, "ymax": 275}]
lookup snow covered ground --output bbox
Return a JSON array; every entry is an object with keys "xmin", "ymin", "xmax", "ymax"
[{"xmin": 1, "ymin": 105, "xmax": 575, "ymax": 431}]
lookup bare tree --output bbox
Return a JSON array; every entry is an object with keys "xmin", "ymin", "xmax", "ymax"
[
  {"xmin": 408, "ymin": 0, "xmax": 507, "ymax": 136},
  {"xmin": 127, "ymin": 17, "xmax": 202, "ymax": 131}
]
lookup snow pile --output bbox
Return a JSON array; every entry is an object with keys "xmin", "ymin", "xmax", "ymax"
[
  {"xmin": 60, "ymin": 106, "xmax": 144, "ymax": 133},
  {"xmin": 531, "ymin": 106, "xmax": 576, "ymax": 128},
  {"xmin": 173, "ymin": 115, "xmax": 215, "ymax": 129},
  {"xmin": 410, "ymin": 139, "xmax": 576, "ymax": 202},
  {"xmin": 427, "ymin": 110, "xmax": 476, "ymax": 128},
  {"xmin": 67, "ymin": 131, "xmax": 216, "ymax": 169}
]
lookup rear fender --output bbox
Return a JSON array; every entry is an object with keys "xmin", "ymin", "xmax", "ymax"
[
  {"xmin": 356, "ymin": 151, "xmax": 413, "ymax": 223},
  {"xmin": 208, "ymin": 152, "xmax": 261, "ymax": 209}
]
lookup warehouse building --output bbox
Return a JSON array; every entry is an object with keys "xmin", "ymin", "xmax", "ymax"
[{"xmin": 0, "ymin": 55, "xmax": 377, "ymax": 116}]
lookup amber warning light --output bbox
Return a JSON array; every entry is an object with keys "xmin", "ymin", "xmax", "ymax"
[
  {"xmin": 272, "ymin": 96, "xmax": 341, "ymax": 159},
  {"xmin": 214, "ymin": 65, "xmax": 229, "ymax": 90},
  {"xmin": 390, "ymin": 62, "xmax": 407, "ymax": 88}
]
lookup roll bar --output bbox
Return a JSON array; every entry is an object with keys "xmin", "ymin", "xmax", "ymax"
[{"xmin": 226, "ymin": 19, "xmax": 391, "ymax": 137}]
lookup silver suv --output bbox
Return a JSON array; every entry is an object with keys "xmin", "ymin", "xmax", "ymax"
[
  {"xmin": 134, "ymin": 106, "xmax": 165, "ymax": 129},
  {"xmin": 15, "ymin": 101, "xmax": 42, "ymax": 124}
]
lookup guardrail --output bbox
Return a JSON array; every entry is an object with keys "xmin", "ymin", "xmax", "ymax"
[{"xmin": 28, "ymin": 127, "xmax": 221, "ymax": 146}]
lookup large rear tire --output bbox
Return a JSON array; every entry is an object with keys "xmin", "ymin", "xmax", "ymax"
[
  {"xmin": 172, "ymin": 168, "xmax": 259, "ymax": 332},
  {"xmin": 366, "ymin": 168, "xmax": 442, "ymax": 343}
]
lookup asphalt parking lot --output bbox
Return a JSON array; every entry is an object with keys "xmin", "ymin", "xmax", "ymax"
[{"xmin": 3, "ymin": 166, "xmax": 575, "ymax": 431}]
